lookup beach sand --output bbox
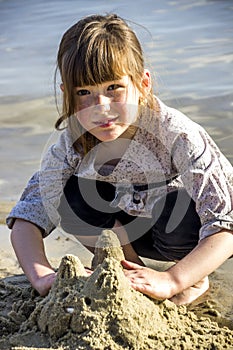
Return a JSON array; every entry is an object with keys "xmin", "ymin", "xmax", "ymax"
[{"xmin": 0, "ymin": 224, "xmax": 233, "ymax": 349}]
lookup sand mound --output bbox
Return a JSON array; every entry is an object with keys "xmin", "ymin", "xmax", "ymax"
[{"xmin": 0, "ymin": 230, "xmax": 232, "ymax": 350}]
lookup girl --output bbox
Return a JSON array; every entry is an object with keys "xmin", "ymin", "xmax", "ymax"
[{"xmin": 7, "ymin": 14, "xmax": 233, "ymax": 305}]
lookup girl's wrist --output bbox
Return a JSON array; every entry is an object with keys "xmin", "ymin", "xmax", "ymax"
[
  {"xmin": 32, "ymin": 270, "xmax": 57, "ymax": 296},
  {"xmin": 163, "ymin": 270, "xmax": 182, "ymax": 299},
  {"xmin": 30, "ymin": 265, "xmax": 55, "ymax": 286}
]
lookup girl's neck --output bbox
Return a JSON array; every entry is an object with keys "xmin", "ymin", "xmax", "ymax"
[{"xmin": 94, "ymin": 125, "xmax": 138, "ymax": 169}]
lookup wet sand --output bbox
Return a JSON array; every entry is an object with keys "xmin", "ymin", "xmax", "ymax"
[
  {"xmin": 0, "ymin": 229, "xmax": 233, "ymax": 349},
  {"xmin": 0, "ymin": 224, "xmax": 233, "ymax": 349}
]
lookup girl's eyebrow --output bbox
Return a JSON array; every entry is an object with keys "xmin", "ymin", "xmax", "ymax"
[
  {"xmin": 76, "ymin": 81, "xmax": 128, "ymax": 90},
  {"xmin": 74, "ymin": 76, "xmax": 129, "ymax": 90}
]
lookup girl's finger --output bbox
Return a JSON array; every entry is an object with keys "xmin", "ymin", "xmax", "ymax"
[{"xmin": 121, "ymin": 259, "xmax": 144, "ymax": 270}]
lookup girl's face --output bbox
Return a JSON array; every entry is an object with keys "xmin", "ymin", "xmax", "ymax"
[{"xmin": 74, "ymin": 75, "xmax": 142, "ymax": 142}]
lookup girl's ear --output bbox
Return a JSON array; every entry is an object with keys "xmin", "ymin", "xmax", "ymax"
[
  {"xmin": 142, "ymin": 69, "xmax": 151, "ymax": 92},
  {"xmin": 60, "ymin": 83, "xmax": 64, "ymax": 92}
]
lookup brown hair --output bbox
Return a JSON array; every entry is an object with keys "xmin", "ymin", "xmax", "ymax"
[{"xmin": 54, "ymin": 14, "xmax": 154, "ymax": 153}]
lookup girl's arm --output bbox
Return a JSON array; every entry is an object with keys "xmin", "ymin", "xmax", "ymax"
[
  {"xmin": 166, "ymin": 229, "xmax": 233, "ymax": 295},
  {"xmin": 10, "ymin": 219, "xmax": 56, "ymax": 296},
  {"xmin": 122, "ymin": 229, "xmax": 233, "ymax": 301}
]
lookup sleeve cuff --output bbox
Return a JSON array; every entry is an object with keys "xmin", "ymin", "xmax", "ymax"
[{"xmin": 6, "ymin": 201, "xmax": 57, "ymax": 238}]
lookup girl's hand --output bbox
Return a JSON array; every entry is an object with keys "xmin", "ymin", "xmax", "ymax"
[
  {"xmin": 122, "ymin": 260, "xmax": 175, "ymax": 300},
  {"xmin": 33, "ymin": 268, "xmax": 92, "ymax": 296},
  {"xmin": 33, "ymin": 272, "xmax": 57, "ymax": 296},
  {"xmin": 84, "ymin": 267, "xmax": 94, "ymax": 275}
]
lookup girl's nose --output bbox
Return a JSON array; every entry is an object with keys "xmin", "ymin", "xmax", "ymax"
[
  {"xmin": 95, "ymin": 94, "xmax": 111, "ymax": 113},
  {"xmin": 97, "ymin": 103, "xmax": 111, "ymax": 115},
  {"xmin": 95, "ymin": 94, "xmax": 111, "ymax": 105}
]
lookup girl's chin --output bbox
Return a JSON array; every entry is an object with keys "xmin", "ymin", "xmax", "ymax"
[
  {"xmin": 94, "ymin": 133, "xmax": 122, "ymax": 142},
  {"xmin": 89, "ymin": 124, "xmax": 130, "ymax": 141}
]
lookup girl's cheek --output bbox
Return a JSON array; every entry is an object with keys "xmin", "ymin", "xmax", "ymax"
[
  {"xmin": 76, "ymin": 110, "xmax": 89, "ymax": 123},
  {"xmin": 74, "ymin": 95, "xmax": 92, "ymax": 111},
  {"xmin": 75, "ymin": 102, "xmax": 89, "ymax": 111},
  {"xmin": 76, "ymin": 115, "xmax": 89, "ymax": 130}
]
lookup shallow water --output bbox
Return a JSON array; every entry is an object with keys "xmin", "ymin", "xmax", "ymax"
[
  {"xmin": 0, "ymin": 0, "xmax": 233, "ymax": 99},
  {"xmin": 0, "ymin": 0, "xmax": 233, "ymax": 200}
]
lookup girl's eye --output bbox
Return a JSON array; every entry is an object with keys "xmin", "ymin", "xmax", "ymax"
[
  {"xmin": 108, "ymin": 84, "xmax": 123, "ymax": 91},
  {"xmin": 76, "ymin": 89, "xmax": 90, "ymax": 96}
]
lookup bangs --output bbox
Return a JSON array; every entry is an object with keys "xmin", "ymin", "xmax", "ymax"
[{"xmin": 74, "ymin": 41, "xmax": 129, "ymax": 87}]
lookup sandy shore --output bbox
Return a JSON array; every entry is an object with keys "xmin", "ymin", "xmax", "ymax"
[
  {"xmin": 0, "ymin": 225, "xmax": 233, "ymax": 349},
  {"xmin": 1, "ymin": 179, "xmax": 233, "ymax": 348},
  {"xmin": 2, "ymin": 211, "xmax": 233, "ymax": 320},
  {"xmin": 1, "ymin": 221, "xmax": 233, "ymax": 322}
]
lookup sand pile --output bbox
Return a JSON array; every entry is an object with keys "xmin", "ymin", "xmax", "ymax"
[{"xmin": 0, "ymin": 230, "xmax": 232, "ymax": 350}]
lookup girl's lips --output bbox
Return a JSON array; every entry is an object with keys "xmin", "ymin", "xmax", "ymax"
[{"xmin": 93, "ymin": 116, "xmax": 119, "ymax": 128}]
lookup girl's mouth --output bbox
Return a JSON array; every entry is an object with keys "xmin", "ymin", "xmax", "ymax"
[{"xmin": 94, "ymin": 116, "xmax": 119, "ymax": 128}]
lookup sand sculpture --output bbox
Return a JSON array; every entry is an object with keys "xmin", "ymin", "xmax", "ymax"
[{"xmin": 0, "ymin": 229, "xmax": 232, "ymax": 349}]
